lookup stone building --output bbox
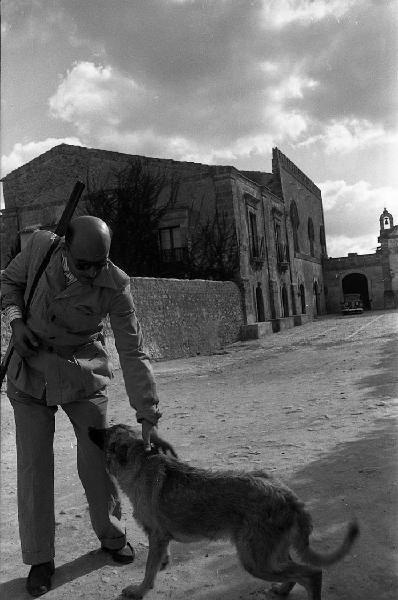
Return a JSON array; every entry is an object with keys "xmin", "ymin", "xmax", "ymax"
[
  {"xmin": 323, "ymin": 208, "xmax": 398, "ymax": 311},
  {"xmin": 1, "ymin": 143, "xmax": 327, "ymax": 334}
]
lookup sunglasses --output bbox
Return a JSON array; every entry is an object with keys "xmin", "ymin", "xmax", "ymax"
[
  {"xmin": 74, "ymin": 258, "xmax": 108, "ymax": 271},
  {"xmin": 68, "ymin": 250, "xmax": 108, "ymax": 271}
]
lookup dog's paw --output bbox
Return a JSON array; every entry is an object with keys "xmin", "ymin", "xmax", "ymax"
[{"xmin": 122, "ymin": 584, "xmax": 146, "ymax": 599}]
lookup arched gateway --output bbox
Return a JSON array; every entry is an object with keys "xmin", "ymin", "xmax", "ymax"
[{"xmin": 342, "ymin": 273, "xmax": 371, "ymax": 310}]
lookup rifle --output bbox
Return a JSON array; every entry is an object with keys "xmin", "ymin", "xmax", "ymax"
[{"xmin": 0, "ymin": 181, "xmax": 85, "ymax": 385}]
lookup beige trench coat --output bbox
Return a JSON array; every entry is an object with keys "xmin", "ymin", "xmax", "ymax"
[{"xmin": 1, "ymin": 230, "xmax": 160, "ymax": 424}]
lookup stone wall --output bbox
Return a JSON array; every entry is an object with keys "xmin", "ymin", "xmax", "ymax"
[
  {"xmin": 104, "ymin": 277, "xmax": 244, "ymax": 362},
  {"xmin": 1, "ymin": 277, "xmax": 244, "ymax": 363},
  {"xmin": 323, "ymin": 253, "xmax": 384, "ymax": 312}
]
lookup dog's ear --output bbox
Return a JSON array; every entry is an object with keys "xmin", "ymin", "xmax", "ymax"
[{"xmin": 109, "ymin": 441, "xmax": 130, "ymax": 465}]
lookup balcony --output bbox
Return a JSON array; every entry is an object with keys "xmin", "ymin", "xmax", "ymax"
[{"xmin": 159, "ymin": 247, "xmax": 188, "ymax": 264}]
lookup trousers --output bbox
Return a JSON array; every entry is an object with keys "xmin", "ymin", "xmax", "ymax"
[{"xmin": 8, "ymin": 383, "xmax": 126, "ymax": 565}]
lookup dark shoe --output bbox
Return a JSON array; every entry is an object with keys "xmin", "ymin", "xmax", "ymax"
[
  {"xmin": 26, "ymin": 561, "xmax": 55, "ymax": 597},
  {"xmin": 102, "ymin": 541, "xmax": 135, "ymax": 564}
]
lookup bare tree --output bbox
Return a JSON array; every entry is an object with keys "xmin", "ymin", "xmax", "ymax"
[
  {"xmin": 184, "ymin": 204, "xmax": 240, "ymax": 280},
  {"xmin": 85, "ymin": 159, "xmax": 180, "ymax": 276}
]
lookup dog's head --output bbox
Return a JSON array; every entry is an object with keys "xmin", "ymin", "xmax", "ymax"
[
  {"xmin": 88, "ymin": 424, "xmax": 177, "ymax": 476},
  {"xmin": 89, "ymin": 424, "xmax": 142, "ymax": 473}
]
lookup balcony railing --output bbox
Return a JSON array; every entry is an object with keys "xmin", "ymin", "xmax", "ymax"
[
  {"xmin": 276, "ymin": 242, "xmax": 289, "ymax": 270},
  {"xmin": 159, "ymin": 247, "xmax": 188, "ymax": 263}
]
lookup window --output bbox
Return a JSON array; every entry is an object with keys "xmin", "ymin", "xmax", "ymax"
[
  {"xmin": 290, "ymin": 201, "xmax": 300, "ymax": 253},
  {"xmin": 319, "ymin": 225, "xmax": 326, "ymax": 256},
  {"xmin": 308, "ymin": 218, "xmax": 315, "ymax": 257},
  {"xmin": 281, "ymin": 284, "xmax": 289, "ymax": 317},
  {"xmin": 158, "ymin": 226, "xmax": 185, "ymax": 262},
  {"xmin": 248, "ymin": 211, "xmax": 259, "ymax": 258},
  {"xmin": 274, "ymin": 219, "xmax": 287, "ymax": 265}
]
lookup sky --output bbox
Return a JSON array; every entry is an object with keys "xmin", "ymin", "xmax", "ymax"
[{"xmin": 1, "ymin": 0, "xmax": 397, "ymax": 257}]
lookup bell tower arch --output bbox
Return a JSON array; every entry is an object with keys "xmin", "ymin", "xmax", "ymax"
[{"xmin": 380, "ymin": 208, "xmax": 394, "ymax": 233}]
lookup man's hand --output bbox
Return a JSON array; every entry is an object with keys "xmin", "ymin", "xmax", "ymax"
[
  {"xmin": 141, "ymin": 420, "xmax": 178, "ymax": 457},
  {"xmin": 11, "ymin": 319, "xmax": 39, "ymax": 357}
]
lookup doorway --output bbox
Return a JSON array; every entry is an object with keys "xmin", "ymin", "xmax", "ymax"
[
  {"xmin": 313, "ymin": 281, "xmax": 320, "ymax": 316},
  {"xmin": 342, "ymin": 273, "xmax": 371, "ymax": 310},
  {"xmin": 299, "ymin": 284, "xmax": 306, "ymax": 314},
  {"xmin": 281, "ymin": 285, "xmax": 289, "ymax": 318},
  {"xmin": 255, "ymin": 283, "xmax": 266, "ymax": 322}
]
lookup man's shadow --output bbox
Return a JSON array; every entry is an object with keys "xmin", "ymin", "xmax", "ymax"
[{"xmin": 0, "ymin": 549, "xmax": 115, "ymax": 599}]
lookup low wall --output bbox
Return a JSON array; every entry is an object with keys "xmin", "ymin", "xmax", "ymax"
[
  {"xmin": 105, "ymin": 277, "xmax": 245, "ymax": 362},
  {"xmin": 1, "ymin": 278, "xmax": 245, "ymax": 364}
]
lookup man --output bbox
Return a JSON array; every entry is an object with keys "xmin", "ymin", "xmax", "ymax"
[{"xmin": 1, "ymin": 216, "xmax": 169, "ymax": 597}]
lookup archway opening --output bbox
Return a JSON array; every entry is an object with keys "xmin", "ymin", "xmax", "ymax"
[
  {"xmin": 281, "ymin": 285, "xmax": 289, "ymax": 318},
  {"xmin": 313, "ymin": 281, "xmax": 320, "ymax": 315},
  {"xmin": 342, "ymin": 273, "xmax": 371, "ymax": 310},
  {"xmin": 255, "ymin": 283, "xmax": 266, "ymax": 322},
  {"xmin": 299, "ymin": 284, "xmax": 306, "ymax": 314}
]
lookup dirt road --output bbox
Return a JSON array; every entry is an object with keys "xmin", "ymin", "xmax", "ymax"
[{"xmin": 1, "ymin": 310, "xmax": 397, "ymax": 599}]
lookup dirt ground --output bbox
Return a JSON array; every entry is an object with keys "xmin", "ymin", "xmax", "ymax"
[{"xmin": 1, "ymin": 310, "xmax": 397, "ymax": 600}]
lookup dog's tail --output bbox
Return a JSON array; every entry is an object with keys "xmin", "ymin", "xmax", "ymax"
[{"xmin": 293, "ymin": 508, "xmax": 359, "ymax": 567}]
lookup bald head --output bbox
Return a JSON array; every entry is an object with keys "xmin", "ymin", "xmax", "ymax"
[
  {"xmin": 65, "ymin": 216, "xmax": 111, "ymax": 283},
  {"xmin": 66, "ymin": 216, "xmax": 111, "ymax": 257}
]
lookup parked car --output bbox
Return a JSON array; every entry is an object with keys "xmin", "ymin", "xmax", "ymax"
[{"xmin": 341, "ymin": 293, "xmax": 364, "ymax": 315}]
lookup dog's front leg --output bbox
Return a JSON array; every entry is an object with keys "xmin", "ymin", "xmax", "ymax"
[{"xmin": 122, "ymin": 533, "xmax": 170, "ymax": 599}]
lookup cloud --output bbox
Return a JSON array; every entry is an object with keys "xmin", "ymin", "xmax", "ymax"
[
  {"xmin": 6, "ymin": 1, "xmax": 396, "ymax": 169},
  {"xmin": 298, "ymin": 118, "xmax": 391, "ymax": 154},
  {"xmin": 319, "ymin": 179, "xmax": 396, "ymax": 256},
  {"xmin": 47, "ymin": 58, "xmax": 315, "ymax": 165},
  {"xmin": 97, "ymin": 128, "xmax": 273, "ymax": 165},
  {"xmin": 49, "ymin": 62, "xmax": 144, "ymax": 136},
  {"xmin": 2, "ymin": 0, "xmax": 397, "ymax": 213},
  {"xmin": 260, "ymin": 0, "xmax": 357, "ymax": 28},
  {"xmin": 325, "ymin": 233, "xmax": 380, "ymax": 258},
  {"xmin": 1, "ymin": 137, "xmax": 83, "ymax": 177}
]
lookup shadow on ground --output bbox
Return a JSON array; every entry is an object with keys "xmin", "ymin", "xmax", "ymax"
[
  {"xmin": 0, "ymin": 550, "xmax": 114, "ymax": 600},
  {"xmin": 286, "ymin": 417, "xmax": 398, "ymax": 600},
  {"xmin": 156, "ymin": 418, "xmax": 398, "ymax": 600},
  {"xmin": 2, "ymin": 420, "xmax": 396, "ymax": 600},
  {"xmin": 356, "ymin": 336, "xmax": 398, "ymax": 400}
]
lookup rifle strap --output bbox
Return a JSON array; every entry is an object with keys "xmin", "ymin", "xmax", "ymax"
[{"xmin": 23, "ymin": 235, "xmax": 61, "ymax": 318}]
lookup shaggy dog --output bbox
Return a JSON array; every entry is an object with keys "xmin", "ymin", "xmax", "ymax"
[{"xmin": 89, "ymin": 424, "xmax": 359, "ymax": 600}]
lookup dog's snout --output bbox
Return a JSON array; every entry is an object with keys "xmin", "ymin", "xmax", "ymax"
[{"xmin": 88, "ymin": 426, "xmax": 107, "ymax": 450}]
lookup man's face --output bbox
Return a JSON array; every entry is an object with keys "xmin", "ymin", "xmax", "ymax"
[{"xmin": 66, "ymin": 242, "xmax": 109, "ymax": 285}]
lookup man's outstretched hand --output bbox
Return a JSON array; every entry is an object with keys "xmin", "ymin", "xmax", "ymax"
[{"xmin": 141, "ymin": 420, "xmax": 178, "ymax": 458}]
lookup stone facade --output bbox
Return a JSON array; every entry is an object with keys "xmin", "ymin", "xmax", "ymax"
[
  {"xmin": 323, "ymin": 209, "xmax": 398, "ymax": 311},
  {"xmin": 1, "ymin": 144, "xmax": 328, "ymax": 343}
]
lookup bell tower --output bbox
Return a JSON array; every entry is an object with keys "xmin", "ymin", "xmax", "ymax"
[
  {"xmin": 378, "ymin": 207, "xmax": 396, "ymax": 309},
  {"xmin": 379, "ymin": 208, "xmax": 394, "ymax": 234}
]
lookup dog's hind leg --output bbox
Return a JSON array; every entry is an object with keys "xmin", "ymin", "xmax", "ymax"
[
  {"xmin": 269, "ymin": 563, "xmax": 322, "ymax": 600},
  {"xmin": 261, "ymin": 564, "xmax": 321, "ymax": 600},
  {"xmin": 270, "ymin": 581, "xmax": 296, "ymax": 596},
  {"xmin": 122, "ymin": 532, "xmax": 170, "ymax": 599},
  {"xmin": 243, "ymin": 560, "xmax": 321, "ymax": 600},
  {"xmin": 236, "ymin": 540, "xmax": 322, "ymax": 600},
  {"xmin": 270, "ymin": 553, "xmax": 296, "ymax": 596}
]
